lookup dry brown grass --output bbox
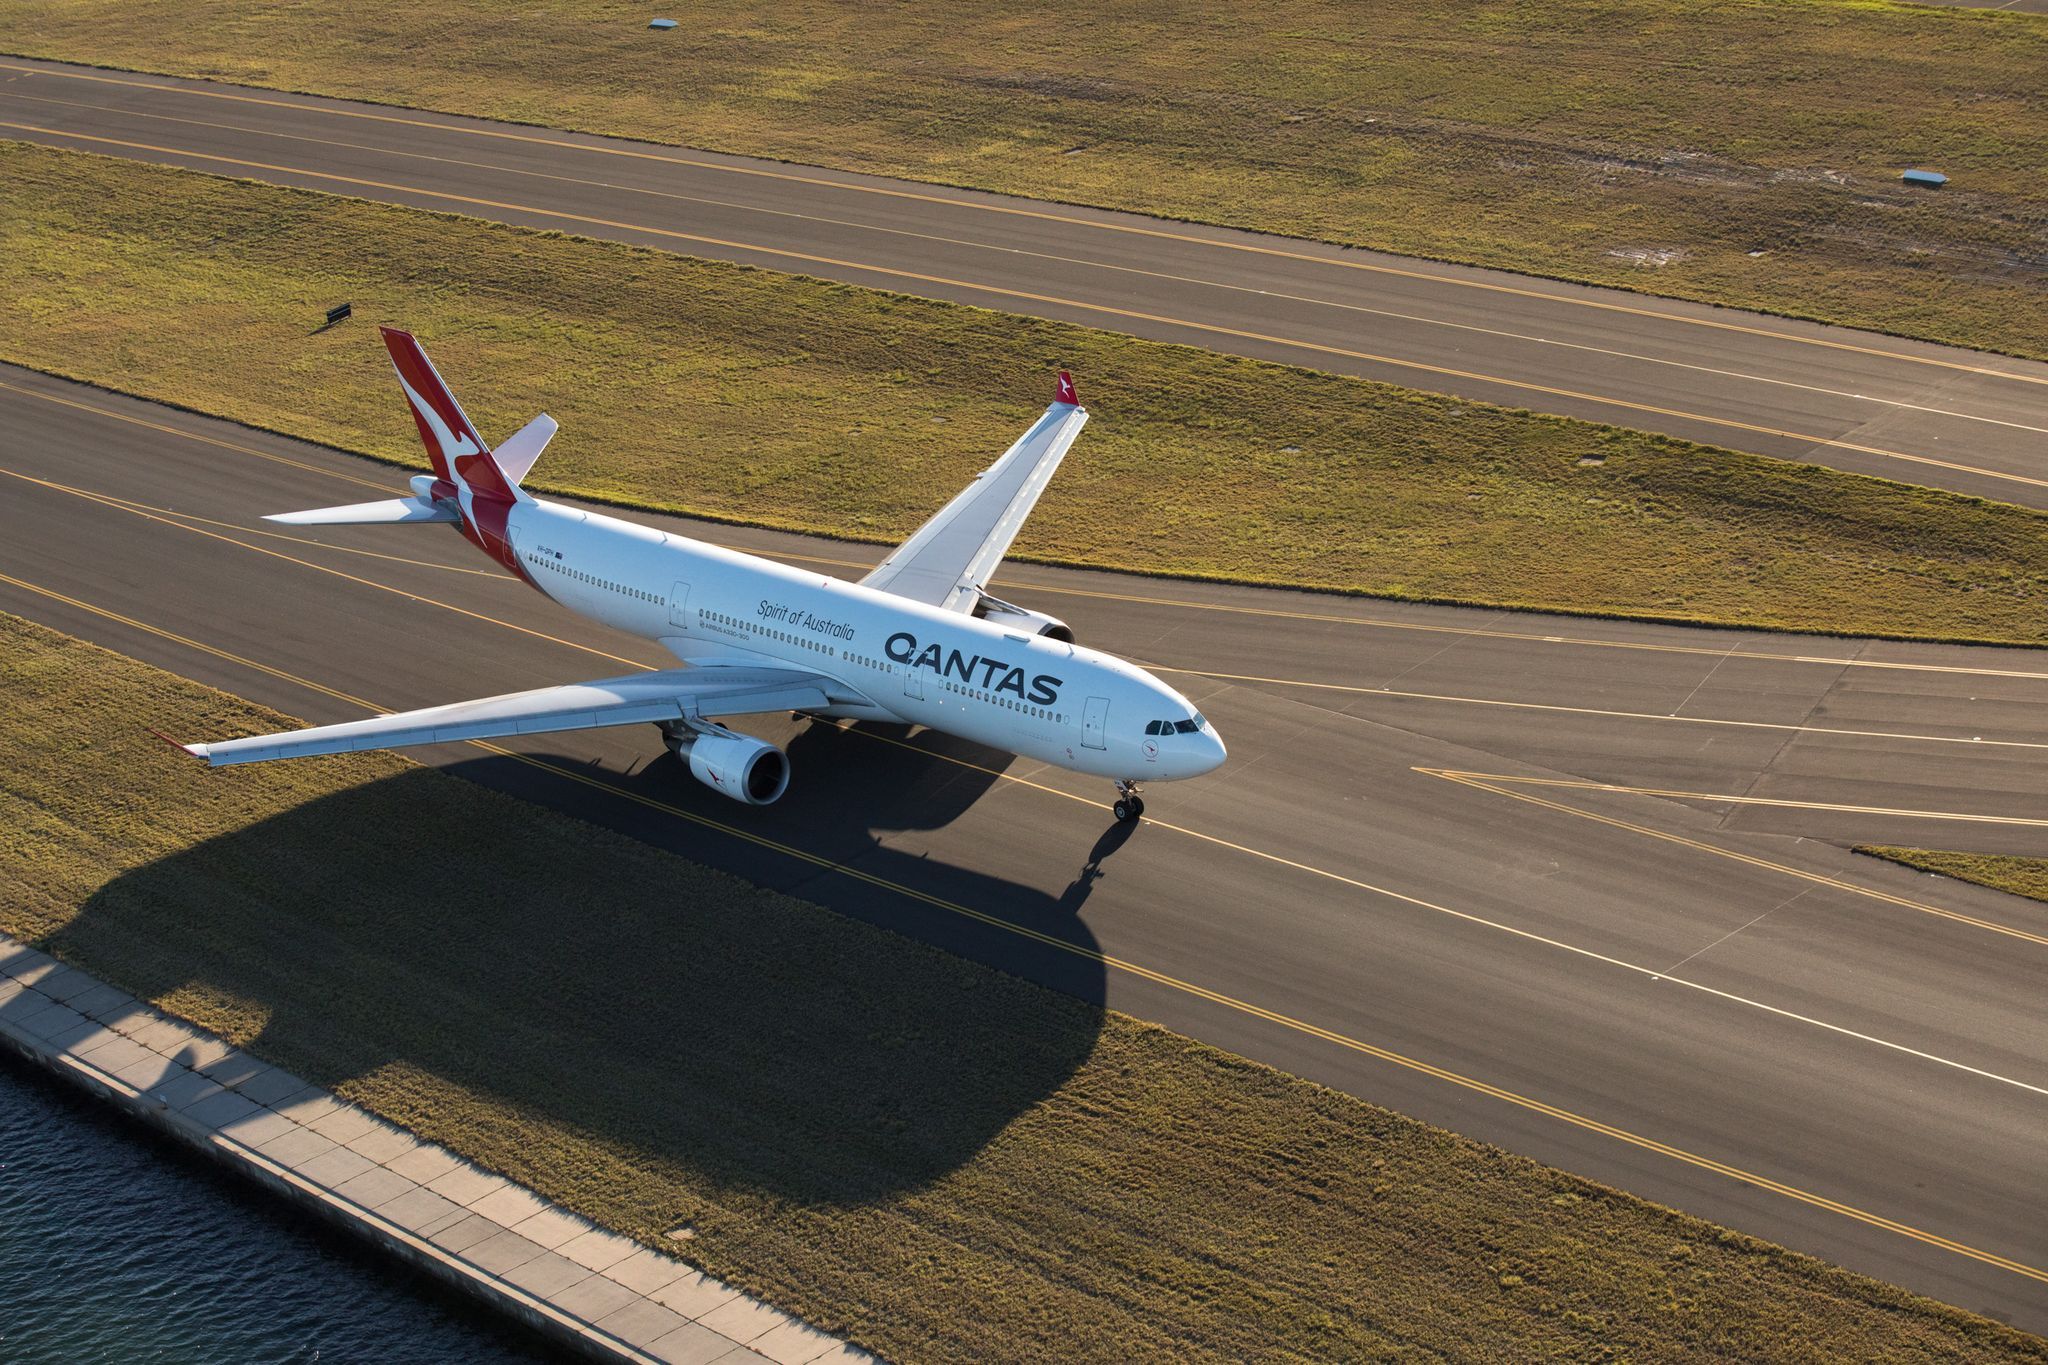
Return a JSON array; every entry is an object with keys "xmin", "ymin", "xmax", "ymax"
[{"xmin": 2, "ymin": 0, "xmax": 2042, "ymax": 355}]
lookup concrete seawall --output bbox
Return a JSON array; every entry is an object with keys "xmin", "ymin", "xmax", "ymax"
[{"xmin": 0, "ymin": 934, "xmax": 875, "ymax": 1365}]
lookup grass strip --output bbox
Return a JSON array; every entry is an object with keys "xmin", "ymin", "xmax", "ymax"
[
  {"xmin": 1859, "ymin": 848, "xmax": 2048, "ymax": 905},
  {"xmin": 5, "ymin": 609, "xmax": 2044, "ymax": 1362},
  {"xmin": 5, "ymin": 143, "xmax": 2048, "ymax": 647},
  {"xmin": 1, "ymin": 0, "xmax": 2042, "ymax": 356}
]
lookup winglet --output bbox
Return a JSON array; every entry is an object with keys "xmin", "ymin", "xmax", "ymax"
[
  {"xmin": 145, "ymin": 727, "xmax": 207, "ymax": 762},
  {"xmin": 1055, "ymin": 371, "xmax": 1078, "ymax": 407}
]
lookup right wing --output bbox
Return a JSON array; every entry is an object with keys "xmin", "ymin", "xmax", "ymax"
[
  {"xmin": 171, "ymin": 665, "xmax": 840, "ymax": 767},
  {"xmin": 859, "ymin": 372, "xmax": 1087, "ymax": 612}
]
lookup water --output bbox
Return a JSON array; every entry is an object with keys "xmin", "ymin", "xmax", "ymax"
[{"xmin": 0, "ymin": 1057, "xmax": 557, "ymax": 1363}]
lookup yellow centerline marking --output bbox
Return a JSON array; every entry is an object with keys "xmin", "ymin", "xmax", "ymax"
[
  {"xmin": 1443, "ymin": 770, "xmax": 2048, "ymax": 828},
  {"xmin": 0, "ymin": 377, "xmax": 390, "ymax": 493},
  {"xmin": 15, "ymin": 456, "xmax": 2047, "ymax": 1066},
  {"xmin": 1421, "ymin": 769, "xmax": 2048, "ymax": 948},
  {"xmin": 9, "ymin": 88, "xmax": 2042, "ymax": 439},
  {"xmin": 4, "ymin": 562, "xmax": 2044, "ymax": 1288},
  {"xmin": 1153, "ymin": 664, "xmax": 2048, "ymax": 751},
  {"xmin": 12, "ymin": 359, "xmax": 2048, "ymax": 686},
  {"xmin": 10, "ymin": 118, "xmax": 2047, "ymax": 499},
  {"xmin": 6, "ymin": 60, "xmax": 2043, "ymax": 390},
  {"xmin": 0, "ymin": 466, "xmax": 650, "ymax": 671}
]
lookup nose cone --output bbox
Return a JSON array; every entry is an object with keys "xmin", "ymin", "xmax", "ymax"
[{"xmin": 1191, "ymin": 725, "xmax": 1227, "ymax": 776}]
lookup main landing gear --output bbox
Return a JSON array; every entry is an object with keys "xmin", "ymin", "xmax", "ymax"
[{"xmin": 1112, "ymin": 779, "xmax": 1146, "ymax": 824}]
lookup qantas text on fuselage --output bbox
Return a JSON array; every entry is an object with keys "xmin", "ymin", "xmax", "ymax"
[{"xmin": 173, "ymin": 329, "xmax": 1224, "ymax": 825}]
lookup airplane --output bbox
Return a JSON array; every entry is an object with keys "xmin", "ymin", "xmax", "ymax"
[{"xmin": 169, "ymin": 329, "xmax": 1225, "ymax": 823}]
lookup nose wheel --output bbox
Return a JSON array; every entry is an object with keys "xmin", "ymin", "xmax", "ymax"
[{"xmin": 1113, "ymin": 780, "xmax": 1146, "ymax": 823}]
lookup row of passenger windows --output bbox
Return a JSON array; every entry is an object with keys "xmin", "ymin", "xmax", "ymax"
[
  {"xmin": 1145, "ymin": 715, "xmax": 1207, "ymax": 736},
  {"xmin": 537, "ymin": 557, "xmax": 657, "ymax": 603},
  {"xmin": 843, "ymin": 651, "xmax": 896, "ymax": 675},
  {"xmin": 701, "ymin": 610, "xmax": 838, "ymax": 657},
  {"xmin": 941, "ymin": 678, "xmax": 1063, "ymax": 725}
]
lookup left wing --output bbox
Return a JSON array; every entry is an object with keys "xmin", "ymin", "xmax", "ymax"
[
  {"xmin": 860, "ymin": 372, "xmax": 1087, "ymax": 612},
  {"xmin": 170, "ymin": 666, "xmax": 838, "ymax": 768}
]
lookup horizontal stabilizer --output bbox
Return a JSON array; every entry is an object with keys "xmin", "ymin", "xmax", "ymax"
[
  {"xmin": 265, "ymin": 497, "xmax": 459, "ymax": 526},
  {"xmin": 494, "ymin": 413, "xmax": 557, "ymax": 485}
]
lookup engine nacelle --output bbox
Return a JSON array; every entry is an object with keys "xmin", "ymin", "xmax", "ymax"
[
  {"xmin": 665, "ymin": 729, "xmax": 790, "ymax": 805},
  {"xmin": 974, "ymin": 595, "xmax": 1075, "ymax": 644}
]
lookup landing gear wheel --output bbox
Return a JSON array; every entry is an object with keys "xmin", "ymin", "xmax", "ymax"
[{"xmin": 1113, "ymin": 782, "xmax": 1145, "ymax": 823}]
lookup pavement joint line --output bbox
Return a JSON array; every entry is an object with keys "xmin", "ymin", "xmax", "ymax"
[
  {"xmin": 0, "ymin": 465, "xmax": 649, "ymax": 670},
  {"xmin": 8, "ymin": 86, "xmax": 2041, "ymax": 440},
  {"xmin": 0, "ymin": 933, "xmax": 868, "ymax": 1365},
  {"xmin": 1417, "ymin": 768, "xmax": 2048, "ymax": 949},
  {"xmin": 10, "ymin": 116, "xmax": 2048, "ymax": 501},
  {"xmin": 77, "ymin": 481, "xmax": 506, "ymax": 579},
  {"xmin": 5, "ymin": 569, "xmax": 2046, "ymax": 1287},
  {"xmin": 0, "ymin": 377, "xmax": 391, "ymax": 493},
  {"xmin": 1441, "ymin": 770, "xmax": 2048, "ymax": 828},
  {"xmin": 1153, "ymin": 664, "xmax": 2048, "ymax": 752},
  {"xmin": 6, "ymin": 58, "xmax": 2043, "ymax": 390},
  {"xmin": 13, "ymin": 373, "xmax": 2048, "ymax": 677}
]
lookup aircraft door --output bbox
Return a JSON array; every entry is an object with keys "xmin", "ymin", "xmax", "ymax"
[
  {"xmin": 669, "ymin": 581, "xmax": 691, "ymax": 628},
  {"xmin": 1082, "ymin": 695, "xmax": 1109, "ymax": 750},
  {"xmin": 903, "ymin": 668, "xmax": 923, "ymax": 701}
]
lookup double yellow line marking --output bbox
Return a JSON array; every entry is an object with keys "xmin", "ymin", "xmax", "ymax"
[
  {"xmin": 5, "ymin": 113, "xmax": 2047, "ymax": 497},
  {"xmin": 4, "ymin": 562, "xmax": 2044, "ymax": 1288}
]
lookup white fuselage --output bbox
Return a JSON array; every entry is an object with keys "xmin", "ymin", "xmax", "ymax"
[{"xmin": 503, "ymin": 498, "xmax": 1226, "ymax": 782}]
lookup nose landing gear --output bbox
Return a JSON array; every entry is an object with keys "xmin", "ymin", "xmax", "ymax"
[{"xmin": 1112, "ymin": 779, "xmax": 1146, "ymax": 823}]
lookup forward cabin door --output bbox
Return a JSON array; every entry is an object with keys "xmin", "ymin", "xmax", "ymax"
[
  {"xmin": 669, "ymin": 582, "xmax": 691, "ymax": 629},
  {"xmin": 1082, "ymin": 695, "xmax": 1110, "ymax": 750}
]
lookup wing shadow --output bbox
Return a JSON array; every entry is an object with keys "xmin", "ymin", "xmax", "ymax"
[{"xmin": 42, "ymin": 764, "xmax": 1109, "ymax": 1206}]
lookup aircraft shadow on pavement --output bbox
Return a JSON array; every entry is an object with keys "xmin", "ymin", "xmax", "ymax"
[{"xmin": 48, "ymin": 764, "xmax": 1112, "ymax": 1205}]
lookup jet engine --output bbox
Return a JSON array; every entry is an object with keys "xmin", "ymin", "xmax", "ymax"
[
  {"xmin": 974, "ymin": 592, "xmax": 1075, "ymax": 644},
  {"xmin": 664, "ymin": 727, "xmax": 791, "ymax": 805}
]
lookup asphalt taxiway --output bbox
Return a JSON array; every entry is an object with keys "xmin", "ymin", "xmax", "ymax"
[
  {"xmin": 3, "ymin": 56, "xmax": 2047, "ymax": 507},
  {"xmin": 2, "ymin": 367, "xmax": 2043, "ymax": 1330}
]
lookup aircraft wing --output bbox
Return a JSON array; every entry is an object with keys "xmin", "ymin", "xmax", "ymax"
[
  {"xmin": 859, "ymin": 373, "xmax": 1087, "ymax": 612},
  {"xmin": 170, "ymin": 665, "xmax": 839, "ymax": 768}
]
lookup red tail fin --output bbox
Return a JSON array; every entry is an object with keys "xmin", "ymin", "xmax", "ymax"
[
  {"xmin": 381, "ymin": 327, "xmax": 491, "ymax": 485},
  {"xmin": 378, "ymin": 327, "xmax": 530, "ymax": 580}
]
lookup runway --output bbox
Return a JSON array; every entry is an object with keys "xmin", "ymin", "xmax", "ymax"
[
  {"xmin": 3, "ymin": 367, "xmax": 2044, "ymax": 1330},
  {"xmin": 4, "ymin": 56, "xmax": 2048, "ymax": 508}
]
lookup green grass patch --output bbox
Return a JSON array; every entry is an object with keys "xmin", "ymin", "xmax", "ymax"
[
  {"xmin": 6, "ymin": 609, "xmax": 2044, "ymax": 1361},
  {"xmin": 1858, "ymin": 847, "xmax": 2048, "ymax": 904},
  {"xmin": 2, "ymin": 0, "xmax": 2042, "ymax": 355},
  {"xmin": 4, "ymin": 142, "xmax": 2048, "ymax": 645}
]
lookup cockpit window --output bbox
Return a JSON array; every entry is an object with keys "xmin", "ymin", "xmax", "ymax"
[{"xmin": 1173, "ymin": 714, "xmax": 1205, "ymax": 734}]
